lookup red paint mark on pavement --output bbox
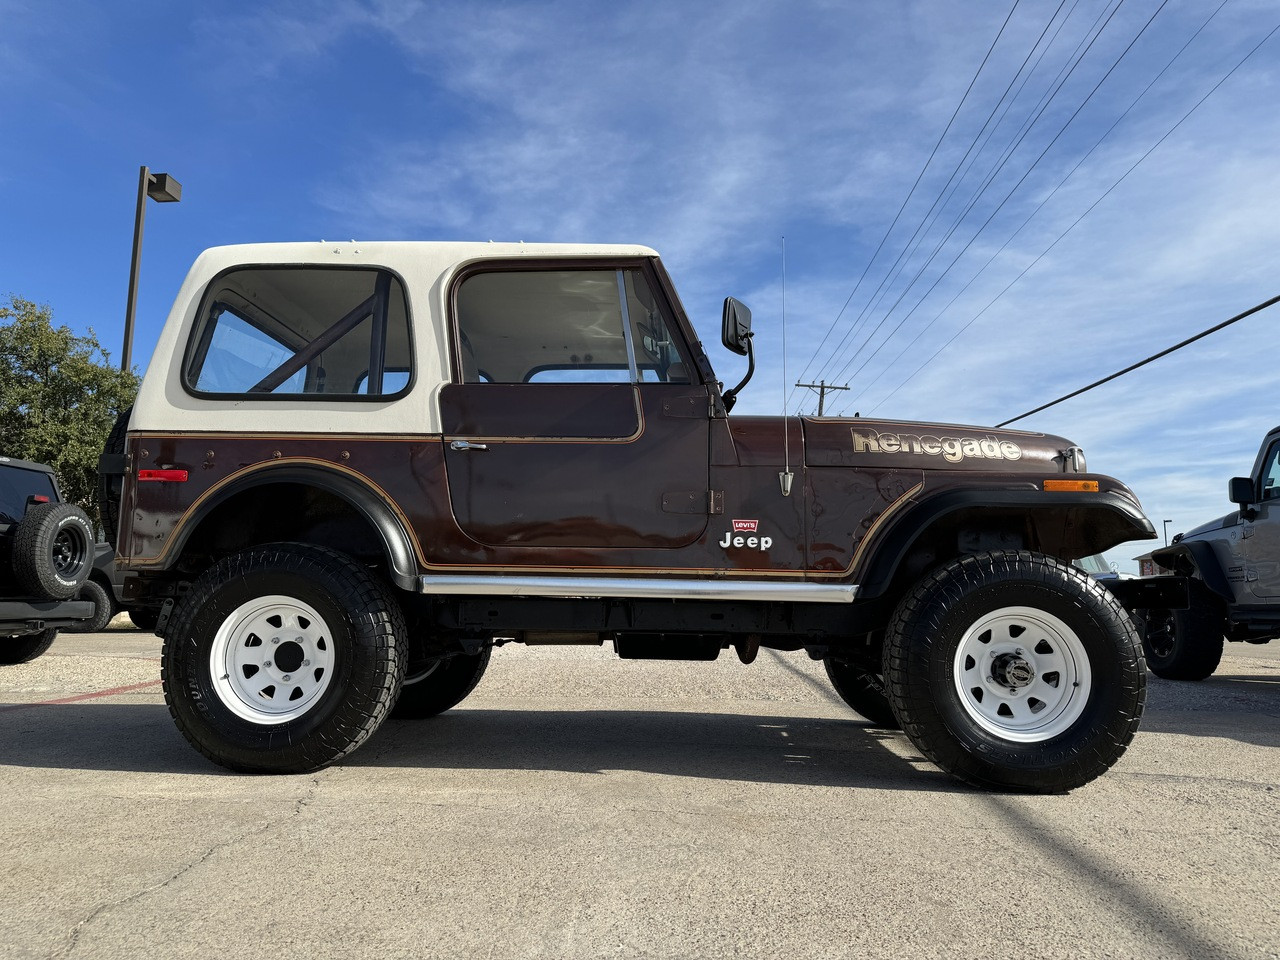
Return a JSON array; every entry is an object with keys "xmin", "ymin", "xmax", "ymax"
[{"xmin": 0, "ymin": 679, "xmax": 162, "ymax": 713}]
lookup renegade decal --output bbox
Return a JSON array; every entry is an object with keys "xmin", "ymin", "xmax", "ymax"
[{"xmin": 852, "ymin": 429, "xmax": 1021, "ymax": 464}]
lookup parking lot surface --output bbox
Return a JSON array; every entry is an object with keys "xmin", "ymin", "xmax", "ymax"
[{"xmin": 2, "ymin": 622, "xmax": 1277, "ymax": 960}]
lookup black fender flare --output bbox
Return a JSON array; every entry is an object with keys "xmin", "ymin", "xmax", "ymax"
[
  {"xmin": 857, "ymin": 488, "xmax": 1156, "ymax": 599},
  {"xmin": 1151, "ymin": 540, "xmax": 1233, "ymax": 602},
  {"xmin": 166, "ymin": 463, "xmax": 420, "ymax": 591}
]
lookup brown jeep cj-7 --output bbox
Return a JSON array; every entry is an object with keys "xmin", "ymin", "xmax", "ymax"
[{"xmin": 100, "ymin": 241, "xmax": 1166, "ymax": 791}]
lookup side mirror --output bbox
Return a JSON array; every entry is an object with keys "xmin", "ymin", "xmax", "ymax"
[
  {"xmin": 1229, "ymin": 476, "xmax": 1255, "ymax": 507},
  {"xmin": 721, "ymin": 298, "xmax": 753, "ymax": 356}
]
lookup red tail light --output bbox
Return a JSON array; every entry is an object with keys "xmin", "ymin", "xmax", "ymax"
[{"xmin": 138, "ymin": 469, "xmax": 189, "ymax": 482}]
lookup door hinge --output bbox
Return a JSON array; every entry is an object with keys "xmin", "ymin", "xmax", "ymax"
[{"xmin": 662, "ymin": 490, "xmax": 724, "ymax": 515}]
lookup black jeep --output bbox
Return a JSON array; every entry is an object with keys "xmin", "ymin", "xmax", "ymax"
[{"xmin": 0, "ymin": 456, "xmax": 96, "ymax": 663}]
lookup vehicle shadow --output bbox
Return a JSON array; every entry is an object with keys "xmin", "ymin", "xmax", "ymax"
[{"xmin": 0, "ymin": 699, "xmax": 962, "ymax": 792}]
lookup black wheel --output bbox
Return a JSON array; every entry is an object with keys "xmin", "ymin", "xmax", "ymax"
[
  {"xmin": 1141, "ymin": 581, "xmax": 1225, "ymax": 681},
  {"xmin": 884, "ymin": 550, "xmax": 1145, "ymax": 793},
  {"xmin": 12, "ymin": 502, "xmax": 95, "ymax": 600},
  {"xmin": 162, "ymin": 543, "xmax": 407, "ymax": 773},
  {"xmin": 68, "ymin": 579, "xmax": 115, "ymax": 633},
  {"xmin": 1, "ymin": 628, "xmax": 57, "ymax": 665},
  {"xmin": 393, "ymin": 647, "xmax": 491, "ymax": 719},
  {"xmin": 823, "ymin": 658, "xmax": 900, "ymax": 728},
  {"xmin": 127, "ymin": 607, "xmax": 160, "ymax": 633},
  {"xmin": 98, "ymin": 405, "xmax": 131, "ymax": 549}
]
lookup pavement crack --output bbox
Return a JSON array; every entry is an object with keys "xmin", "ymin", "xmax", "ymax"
[{"xmin": 45, "ymin": 775, "xmax": 323, "ymax": 960}]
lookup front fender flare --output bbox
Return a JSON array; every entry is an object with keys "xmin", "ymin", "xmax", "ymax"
[
  {"xmin": 1151, "ymin": 540, "xmax": 1233, "ymax": 602},
  {"xmin": 857, "ymin": 488, "xmax": 1155, "ymax": 599}
]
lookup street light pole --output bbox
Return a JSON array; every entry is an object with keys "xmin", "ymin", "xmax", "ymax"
[
  {"xmin": 1163, "ymin": 519, "xmax": 1172, "ymax": 546},
  {"xmin": 122, "ymin": 165, "xmax": 182, "ymax": 372}
]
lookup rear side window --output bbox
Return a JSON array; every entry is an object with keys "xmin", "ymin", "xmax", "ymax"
[
  {"xmin": 184, "ymin": 267, "xmax": 411, "ymax": 398},
  {"xmin": 0, "ymin": 464, "xmax": 57, "ymax": 525}
]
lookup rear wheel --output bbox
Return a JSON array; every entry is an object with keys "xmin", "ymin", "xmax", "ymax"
[
  {"xmin": 162, "ymin": 543, "xmax": 406, "ymax": 773},
  {"xmin": 884, "ymin": 550, "xmax": 1145, "ymax": 793},
  {"xmin": 392, "ymin": 647, "xmax": 492, "ymax": 719},
  {"xmin": 823, "ymin": 658, "xmax": 900, "ymax": 728},
  {"xmin": 1141, "ymin": 581, "xmax": 1224, "ymax": 681},
  {"xmin": 1, "ymin": 629, "xmax": 57, "ymax": 665}
]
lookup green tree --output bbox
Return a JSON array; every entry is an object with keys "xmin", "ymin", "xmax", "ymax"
[{"xmin": 0, "ymin": 296, "xmax": 139, "ymax": 524}]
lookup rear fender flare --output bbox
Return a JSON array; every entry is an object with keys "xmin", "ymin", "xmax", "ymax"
[{"xmin": 165, "ymin": 463, "xmax": 420, "ymax": 590}]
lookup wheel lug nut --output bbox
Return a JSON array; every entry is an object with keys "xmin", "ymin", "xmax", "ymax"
[
  {"xmin": 264, "ymin": 660, "xmax": 272, "ymax": 667},
  {"xmin": 283, "ymin": 674, "xmax": 291, "ymax": 681},
  {"xmin": 303, "ymin": 660, "xmax": 310, "ymax": 666},
  {"xmin": 272, "ymin": 637, "xmax": 279, "ymax": 644}
]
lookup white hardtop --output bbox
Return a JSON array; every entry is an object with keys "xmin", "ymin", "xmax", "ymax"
[{"xmin": 132, "ymin": 241, "xmax": 662, "ymax": 435}]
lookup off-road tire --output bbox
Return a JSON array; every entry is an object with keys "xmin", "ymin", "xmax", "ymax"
[
  {"xmin": 392, "ymin": 647, "xmax": 492, "ymax": 719},
  {"xmin": 12, "ymin": 502, "xmax": 95, "ymax": 600},
  {"xmin": 69, "ymin": 579, "xmax": 115, "ymax": 633},
  {"xmin": 884, "ymin": 550, "xmax": 1145, "ymax": 793},
  {"xmin": 823, "ymin": 658, "xmax": 900, "ymax": 728},
  {"xmin": 162, "ymin": 543, "xmax": 407, "ymax": 773},
  {"xmin": 98, "ymin": 406, "xmax": 131, "ymax": 549},
  {"xmin": 1142, "ymin": 581, "xmax": 1225, "ymax": 681},
  {"xmin": 1, "ymin": 628, "xmax": 58, "ymax": 665}
]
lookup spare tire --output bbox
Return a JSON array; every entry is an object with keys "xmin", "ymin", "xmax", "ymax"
[
  {"xmin": 98, "ymin": 405, "xmax": 132, "ymax": 549},
  {"xmin": 12, "ymin": 502, "xmax": 95, "ymax": 599}
]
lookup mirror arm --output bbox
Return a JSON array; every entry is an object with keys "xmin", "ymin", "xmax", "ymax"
[{"xmin": 721, "ymin": 334, "xmax": 755, "ymax": 412}]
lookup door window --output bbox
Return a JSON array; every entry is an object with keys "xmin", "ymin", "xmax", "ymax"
[
  {"xmin": 454, "ymin": 267, "xmax": 693, "ymax": 385},
  {"xmin": 1262, "ymin": 442, "xmax": 1280, "ymax": 501}
]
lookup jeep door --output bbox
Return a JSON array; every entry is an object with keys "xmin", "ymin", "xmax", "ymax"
[
  {"xmin": 439, "ymin": 262, "xmax": 711, "ymax": 550},
  {"xmin": 1237, "ymin": 435, "xmax": 1280, "ymax": 599}
]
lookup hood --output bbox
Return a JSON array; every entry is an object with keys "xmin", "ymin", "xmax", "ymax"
[
  {"xmin": 802, "ymin": 417, "xmax": 1079, "ymax": 473},
  {"xmin": 1177, "ymin": 510, "xmax": 1240, "ymax": 543}
]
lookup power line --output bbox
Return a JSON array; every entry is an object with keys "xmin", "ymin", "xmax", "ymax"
[
  {"xmin": 838, "ymin": 0, "xmax": 1220, "ymax": 414},
  {"xmin": 826, "ymin": 0, "xmax": 1147, "ymax": 400},
  {"xmin": 865, "ymin": 14, "xmax": 1279, "ymax": 416},
  {"xmin": 788, "ymin": 0, "xmax": 1025, "ymax": 410},
  {"xmin": 997, "ymin": 293, "xmax": 1280, "ymax": 427},
  {"xmin": 807, "ymin": 0, "xmax": 1078, "ymax": 397}
]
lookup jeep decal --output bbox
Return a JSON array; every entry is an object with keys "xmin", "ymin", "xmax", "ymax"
[{"xmin": 852, "ymin": 429, "xmax": 1022, "ymax": 464}]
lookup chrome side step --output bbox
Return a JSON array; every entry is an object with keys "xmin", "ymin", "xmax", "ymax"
[{"xmin": 418, "ymin": 575, "xmax": 858, "ymax": 604}]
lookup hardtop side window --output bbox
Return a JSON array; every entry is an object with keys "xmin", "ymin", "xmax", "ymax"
[
  {"xmin": 184, "ymin": 267, "xmax": 411, "ymax": 398},
  {"xmin": 454, "ymin": 266, "xmax": 694, "ymax": 385}
]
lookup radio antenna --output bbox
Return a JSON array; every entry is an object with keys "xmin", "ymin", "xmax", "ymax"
[{"xmin": 780, "ymin": 236, "xmax": 794, "ymax": 497}]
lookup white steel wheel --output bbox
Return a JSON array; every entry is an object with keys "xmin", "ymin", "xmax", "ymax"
[
  {"xmin": 952, "ymin": 605, "xmax": 1091, "ymax": 743},
  {"xmin": 209, "ymin": 595, "xmax": 337, "ymax": 724}
]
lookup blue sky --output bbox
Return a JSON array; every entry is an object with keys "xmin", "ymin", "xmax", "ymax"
[{"xmin": 4, "ymin": 0, "xmax": 1280, "ymax": 571}]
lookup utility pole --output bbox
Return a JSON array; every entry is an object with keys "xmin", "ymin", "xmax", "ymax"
[{"xmin": 795, "ymin": 380, "xmax": 849, "ymax": 416}]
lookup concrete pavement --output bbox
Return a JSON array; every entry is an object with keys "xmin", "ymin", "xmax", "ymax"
[{"xmin": 1, "ymin": 624, "xmax": 1277, "ymax": 959}]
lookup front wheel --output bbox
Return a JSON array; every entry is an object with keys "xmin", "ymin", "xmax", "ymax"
[
  {"xmin": 1, "ymin": 628, "xmax": 58, "ymax": 665},
  {"xmin": 1141, "ymin": 582, "xmax": 1224, "ymax": 681},
  {"xmin": 162, "ymin": 543, "xmax": 407, "ymax": 773},
  {"xmin": 884, "ymin": 550, "xmax": 1145, "ymax": 793},
  {"xmin": 68, "ymin": 579, "xmax": 116, "ymax": 633}
]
